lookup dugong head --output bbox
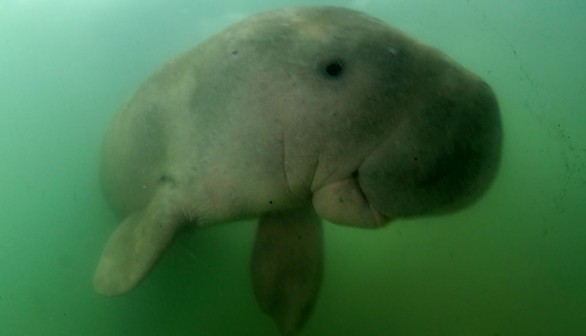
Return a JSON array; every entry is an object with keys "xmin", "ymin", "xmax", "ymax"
[{"xmin": 215, "ymin": 7, "xmax": 502, "ymax": 227}]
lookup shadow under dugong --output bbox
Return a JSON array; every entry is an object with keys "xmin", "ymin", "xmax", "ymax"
[{"xmin": 93, "ymin": 6, "xmax": 502, "ymax": 335}]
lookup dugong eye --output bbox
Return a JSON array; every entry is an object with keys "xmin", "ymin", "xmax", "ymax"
[{"xmin": 321, "ymin": 59, "xmax": 345, "ymax": 79}]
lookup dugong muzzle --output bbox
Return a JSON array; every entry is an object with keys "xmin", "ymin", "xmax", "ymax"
[{"xmin": 94, "ymin": 6, "xmax": 501, "ymax": 335}]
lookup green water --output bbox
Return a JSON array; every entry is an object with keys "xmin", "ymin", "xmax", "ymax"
[{"xmin": 1, "ymin": 0, "xmax": 584, "ymax": 335}]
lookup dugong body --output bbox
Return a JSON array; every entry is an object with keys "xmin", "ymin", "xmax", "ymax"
[{"xmin": 94, "ymin": 6, "xmax": 501, "ymax": 335}]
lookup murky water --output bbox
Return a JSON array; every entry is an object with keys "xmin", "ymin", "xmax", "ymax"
[{"xmin": 1, "ymin": 1, "xmax": 584, "ymax": 335}]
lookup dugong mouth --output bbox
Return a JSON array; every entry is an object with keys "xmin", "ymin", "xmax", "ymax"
[{"xmin": 312, "ymin": 175, "xmax": 391, "ymax": 228}]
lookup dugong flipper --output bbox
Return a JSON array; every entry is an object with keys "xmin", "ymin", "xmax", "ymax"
[
  {"xmin": 94, "ymin": 6, "xmax": 502, "ymax": 335},
  {"xmin": 94, "ymin": 184, "xmax": 186, "ymax": 295},
  {"xmin": 252, "ymin": 208, "xmax": 323, "ymax": 335}
]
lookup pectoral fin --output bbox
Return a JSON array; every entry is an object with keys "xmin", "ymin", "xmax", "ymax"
[
  {"xmin": 93, "ymin": 190, "xmax": 185, "ymax": 296},
  {"xmin": 251, "ymin": 208, "xmax": 324, "ymax": 335}
]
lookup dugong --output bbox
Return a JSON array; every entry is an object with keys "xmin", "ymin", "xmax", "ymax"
[{"xmin": 94, "ymin": 6, "xmax": 501, "ymax": 335}]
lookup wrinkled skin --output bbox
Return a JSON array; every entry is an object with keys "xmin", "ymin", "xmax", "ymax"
[{"xmin": 94, "ymin": 6, "xmax": 501, "ymax": 335}]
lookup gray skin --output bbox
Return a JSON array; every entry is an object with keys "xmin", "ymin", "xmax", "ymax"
[{"xmin": 94, "ymin": 6, "xmax": 502, "ymax": 336}]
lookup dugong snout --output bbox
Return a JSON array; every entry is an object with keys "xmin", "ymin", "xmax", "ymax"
[{"xmin": 359, "ymin": 73, "xmax": 501, "ymax": 219}]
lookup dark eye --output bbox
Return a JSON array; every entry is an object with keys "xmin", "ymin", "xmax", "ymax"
[{"xmin": 321, "ymin": 59, "xmax": 345, "ymax": 79}]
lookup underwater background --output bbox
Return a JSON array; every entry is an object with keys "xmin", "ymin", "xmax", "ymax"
[{"xmin": 1, "ymin": 0, "xmax": 584, "ymax": 335}]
